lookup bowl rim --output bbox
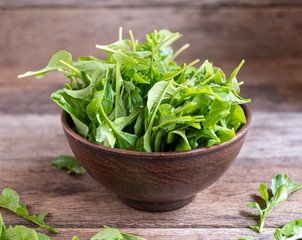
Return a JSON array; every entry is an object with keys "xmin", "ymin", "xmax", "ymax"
[{"xmin": 61, "ymin": 104, "xmax": 252, "ymax": 157}]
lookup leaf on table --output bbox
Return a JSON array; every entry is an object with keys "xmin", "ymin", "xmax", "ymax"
[
  {"xmin": 237, "ymin": 237, "xmax": 255, "ymax": 240},
  {"xmin": 248, "ymin": 174, "xmax": 302, "ymax": 233},
  {"xmin": 91, "ymin": 227, "xmax": 146, "ymax": 240},
  {"xmin": 0, "ymin": 189, "xmax": 58, "ymax": 232},
  {"xmin": 0, "ymin": 214, "xmax": 51, "ymax": 240},
  {"xmin": 51, "ymin": 155, "xmax": 86, "ymax": 175},
  {"xmin": 274, "ymin": 219, "xmax": 302, "ymax": 239}
]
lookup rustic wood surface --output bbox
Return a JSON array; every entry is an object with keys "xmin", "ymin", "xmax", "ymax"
[
  {"xmin": 1, "ymin": 6, "xmax": 302, "ymax": 67},
  {"xmin": 1, "ymin": 0, "xmax": 302, "ymax": 239},
  {"xmin": 0, "ymin": 113, "xmax": 301, "ymax": 239}
]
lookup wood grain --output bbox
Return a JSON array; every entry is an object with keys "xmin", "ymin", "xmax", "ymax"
[
  {"xmin": 1, "ymin": 7, "xmax": 302, "ymax": 68},
  {"xmin": 0, "ymin": 113, "xmax": 301, "ymax": 240},
  {"xmin": 1, "ymin": 0, "xmax": 302, "ymax": 8}
]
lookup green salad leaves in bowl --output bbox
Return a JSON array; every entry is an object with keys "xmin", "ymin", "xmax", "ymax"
[{"xmin": 19, "ymin": 29, "xmax": 252, "ymax": 211}]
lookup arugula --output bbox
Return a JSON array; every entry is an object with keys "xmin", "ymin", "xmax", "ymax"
[
  {"xmin": 51, "ymin": 155, "xmax": 86, "ymax": 175},
  {"xmin": 248, "ymin": 174, "xmax": 302, "ymax": 233},
  {"xmin": 274, "ymin": 219, "xmax": 302, "ymax": 240},
  {"xmin": 19, "ymin": 28, "xmax": 250, "ymax": 152},
  {"xmin": 0, "ymin": 188, "xmax": 58, "ymax": 233},
  {"xmin": 73, "ymin": 226, "xmax": 146, "ymax": 240},
  {"xmin": 238, "ymin": 237, "xmax": 255, "ymax": 240},
  {"xmin": 0, "ymin": 214, "xmax": 51, "ymax": 240}
]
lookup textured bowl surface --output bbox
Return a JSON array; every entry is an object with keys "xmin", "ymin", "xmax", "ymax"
[{"xmin": 61, "ymin": 104, "xmax": 252, "ymax": 211}]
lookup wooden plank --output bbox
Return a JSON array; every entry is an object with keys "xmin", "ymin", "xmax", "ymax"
[
  {"xmin": 0, "ymin": 7, "xmax": 302, "ymax": 68},
  {"xmin": 1, "ymin": 0, "xmax": 302, "ymax": 8},
  {"xmin": 1, "ymin": 59, "xmax": 302, "ymax": 114},
  {"xmin": 1, "ymin": 113, "xmax": 302, "ymax": 161},
  {"xmin": 0, "ymin": 113, "xmax": 301, "ymax": 234}
]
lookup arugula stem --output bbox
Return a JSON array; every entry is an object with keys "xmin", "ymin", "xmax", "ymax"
[
  {"xmin": 115, "ymin": 62, "xmax": 121, "ymax": 119},
  {"xmin": 172, "ymin": 82, "xmax": 190, "ymax": 90},
  {"xmin": 192, "ymin": 64, "xmax": 204, "ymax": 79},
  {"xmin": 129, "ymin": 30, "xmax": 136, "ymax": 52},
  {"xmin": 230, "ymin": 81, "xmax": 244, "ymax": 88},
  {"xmin": 99, "ymin": 105, "xmax": 116, "ymax": 134},
  {"xmin": 219, "ymin": 119, "xmax": 226, "ymax": 128},
  {"xmin": 153, "ymin": 116, "xmax": 204, "ymax": 130},
  {"xmin": 170, "ymin": 79, "xmax": 191, "ymax": 104},
  {"xmin": 171, "ymin": 43, "xmax": 190, "ymax": 61},
  {"xmin": 164, "ymin": 59, "xmax": 200, "ymax": 80},
  {"xmin": 151, "ymin": 50, "xmax": 154, "ymax": 79},
  {"xmin": 119, "ymin": 26, "xmax": 123, "ymax": 41},
  {"xmin": 154, "ymin": 32, "xmax": 179, "ymax": 54},
  {"xmin": 59, "ymin": 60, "xmax": 81, "ymax": 76},
  {"xmin": 119, "ymin": 108, "xmax": 143, "ymax": 130},
  {"xmin": 201, "ymin": 74, "xmax": 215, "ymax": 85}
]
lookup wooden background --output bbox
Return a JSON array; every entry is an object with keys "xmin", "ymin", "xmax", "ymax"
[
  {"xmin": 0, "ymin": 0, "xmax": 302, "ymax": 239},
  {"xmin": 1, "ymin": 0, "xmax": 302, "ymax": 113}
]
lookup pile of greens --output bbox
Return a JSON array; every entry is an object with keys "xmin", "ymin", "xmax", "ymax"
[{"xmin": 19, "ymin": 28, "xmax": 250, "ymax": 152}]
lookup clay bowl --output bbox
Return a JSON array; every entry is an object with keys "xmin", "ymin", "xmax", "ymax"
[{"xmin": 61, "ymin": 104, "xmax": 252, "ymax": 212}]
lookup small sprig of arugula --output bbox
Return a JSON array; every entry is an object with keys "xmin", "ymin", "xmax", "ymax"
[
  {"xmin": 239, "ymin": 174, "xmax": 302, "ymax": 240},
  {"xmin": 0, "ymin": 188, "xmax": 145, "ymax": 240},
  {"xmin": 19, "ymin": 28, "xmax": 250, "ymax": 152}
]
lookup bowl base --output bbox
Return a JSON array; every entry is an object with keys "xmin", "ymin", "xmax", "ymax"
[{"xmin": 118, "ymin": 195, "xmax": 196, "ymax": 212}]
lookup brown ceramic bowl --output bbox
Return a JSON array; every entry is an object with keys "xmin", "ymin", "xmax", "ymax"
[{"xmin": 61, "ymin": 104, "xmax": 251, "ymax": 211}]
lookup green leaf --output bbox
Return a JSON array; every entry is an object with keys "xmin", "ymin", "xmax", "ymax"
[
  {"xmin": 144, "ymin": 80, "xmax": 174, "ymax": 152},
  {"xmin": 271, "ymin": 174, "xmax": 302, "ymax": 196},
  {"xmin": 203, "ymin": 99, "xmax": 230, "ymax": 129},
  {"xmin": 51, "ymin": 90, "xmax": 89, "ymax": 138},
  {"xmin": 64, "ymin": 85, "xmax": 94, "ymax": 100},
  {"xmin": 0, "ymin": 213, "xmax": 6, "ymax": 238},
  {"xmin": 96, "ymin": 40, "xmax": 132, "ymax": 54},
  {"xmin": 18, "ymin": 50, "xmax": 73, "ymax": 78},
  {"xmin": 279, "ymin": 219, "xmax": 302, "ymax": 239},
  {"xmin": 99, "ymin": 105, "xmax": 137, "ymax": 150},
  {"xmin": 260, "ymin": 183, "xmax": 269, "ymax": 202},
  {"xmin": 51, "ymin": 155, "xmax": 86, "ymax": 175},
  {"xmin": 169, "ymin": 130, "xmax": 191, "ymax": 152},
  {"xmin": 237, "ymin": 237, "xmax": 255, "ymax": 240},
  {"xmin": 121, "ymin": 232, "xmax": 147, "ymax": 240},
  {"xmin": 0, "ymin": 188, "xmax": 58, "ymax": 232},
  {"xmin": 248, "ymin": 174, "xmax": 301, "ymax": 233},
  {"xmin": 90, "ymin": 227, "xmax": 146, "ymax": 240},
  {"xmin": 91, "ymin": 228, "xmax": 123, "ymax": 240}
]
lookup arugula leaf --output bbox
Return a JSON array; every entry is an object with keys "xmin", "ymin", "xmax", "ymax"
[
  {"xmin": 18, "ymin": 50, "xmax": 73, "ymax": 79},
  {"xmin": 51, "ymin": 155, "xmax": 86, "ymax": 175},
  {"xmin": 144, "ymin": 80, "xmax": 174, "ymax": 152},
  {"xmin": 0, "ymin": 213, "xmax": 51, "ymax": 240},
  {"xmin": 248, "ymin": 174, "xmax": 302, "ymax": 233},
  {"xmin": 0, "ymin": 189, "xmax": 58, "ymax": 232},
  {"xmin": 274, "ymin": 219, "xmax": 302, "ymax": 240},
  {"xmin": 237, "ymin": 237, "xmax": 255, "ymax": 240},
  {"xmin": 90, "ymin": 227, "xmax": 146, "ymax": 240},
  {"xmin": 99, "ymin": 105, "xmax": 137, "ymax": 150}
]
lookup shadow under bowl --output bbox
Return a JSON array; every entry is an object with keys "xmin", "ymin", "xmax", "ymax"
[{"xmin": 61, "ymin": 104, "xmax": 252, "ymax": 211}]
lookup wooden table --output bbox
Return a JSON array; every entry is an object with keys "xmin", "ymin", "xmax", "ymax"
[
  {"xmin": 0, "ymin": 59, "xmax": 302, "ymax": 240},
  {"xmin": 1, "ymin": 1, "xmax": 302, "ymax": 237}
]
